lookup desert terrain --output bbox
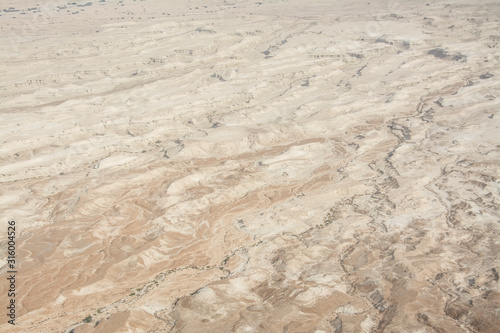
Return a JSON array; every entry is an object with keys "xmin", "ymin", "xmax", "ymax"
[{"xmin": 0, "ymin": 0, "xmax": 499, "ymax": 332}]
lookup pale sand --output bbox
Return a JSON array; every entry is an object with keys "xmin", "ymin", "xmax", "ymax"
[{"xmin": 0, "ymin": 0, "xmax": 499, "ymax": 332}]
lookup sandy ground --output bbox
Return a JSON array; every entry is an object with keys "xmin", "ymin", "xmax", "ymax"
[{"xmin": 1, "ymin": 0, "xmax": 499, "ymax": 332}]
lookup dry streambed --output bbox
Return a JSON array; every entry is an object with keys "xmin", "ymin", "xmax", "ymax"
[{"xmin": 0, "ymin": 0, "xmax": 499, "ymax": 332}]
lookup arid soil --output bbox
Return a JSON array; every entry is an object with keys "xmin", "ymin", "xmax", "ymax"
[{"xmin": 1, "ymin": 0, "xmax": 499, "ymax": 332}]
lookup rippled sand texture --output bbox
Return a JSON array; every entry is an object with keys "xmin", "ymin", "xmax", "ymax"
[{"xmin": 1, "ymin": 0, "xmax": 499, "ymax": 332}]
